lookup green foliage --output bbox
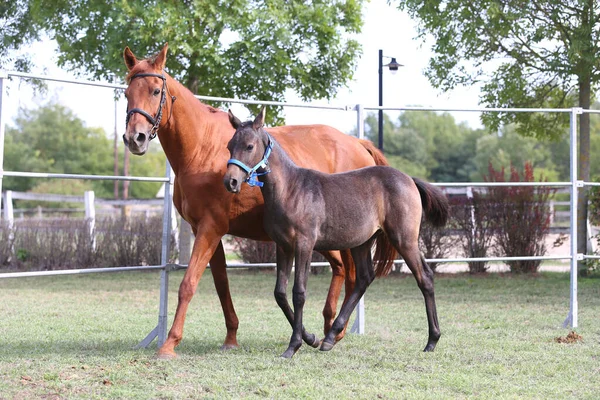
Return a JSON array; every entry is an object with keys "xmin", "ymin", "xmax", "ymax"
[
  {"xmin": 471, "ymin": 124, "xmax": 565, "ymax": 181},
  {"xmin": 396, "ymin": 0, "xmax": 600, "ymax": 139},
  {"xmin": 3, "ymin": 102, "xmax": 166, "ymax": 199},
  {"xmin": 362, "ymin": 111, "xmax": 486, "ymax": 181},
  {"xmin": 4, "ymin": 102, "xmax": 115, "ymax": 195},
  {"xmin": 2, "ymin": 0, "xmax": 366, "ymax": 123}
]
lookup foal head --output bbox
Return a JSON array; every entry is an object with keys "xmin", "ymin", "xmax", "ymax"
[{"xmin": 223, "ymin": 107, "xmax": 270, "ymax": 193}]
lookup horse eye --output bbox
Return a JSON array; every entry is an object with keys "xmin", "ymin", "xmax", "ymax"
[
  {"xmin": 153, "ymin": 88, "xmax": 161, "ymax": 96},
  {"xmin": 246, "ymin": 144, "xmax": 254, "ymax": 151}
]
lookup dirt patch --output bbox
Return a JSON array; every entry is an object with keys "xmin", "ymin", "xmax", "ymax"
[{"xmin": 554, "ymin": 331, "xmax": 583, "ymax": 344}]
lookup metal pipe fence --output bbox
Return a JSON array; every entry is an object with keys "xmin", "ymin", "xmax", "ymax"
[{"xmin": 0, "ymin": 70, "xmax": 592, "ymax": 347}]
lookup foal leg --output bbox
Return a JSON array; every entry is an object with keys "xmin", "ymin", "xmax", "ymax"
[
  {"xmin": 274, "ymin": 246, "xmax": 320, "ymax": 349},
  {"xmin": 281, "ymin": 244, "xmax": 313, "ymax": 359},
  {"xmin": 321, "ymin": 240, "xmax": 376, "ymax": 351},
  {"xmin": 320, "ymin": 249, "xmax": 356, "ymax": 342},
  {"xmin": 397, "ymin": 242, "xmax": 441, "ymax": 352}
]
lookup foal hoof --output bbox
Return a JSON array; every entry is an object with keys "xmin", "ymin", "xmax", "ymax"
[
  {"xmin": 307, "ymin": 334, "xmax": 320, "ymax": 348},
  {"xmin": 319, "ymin": 340, "xmax": 335, "ymax": 352},
  {"xmin": 423, "ymin": 343, "xmax": 437, "ymax": 352},
  {"xmin": 280, "ymin": 347, "xmax": 298, "ymax": 359}
]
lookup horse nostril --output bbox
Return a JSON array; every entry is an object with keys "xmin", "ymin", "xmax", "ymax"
[
  {"xmin": 134, "ymin": 132, "xmax": 147, "ymax": 145},
  {"xmin": 230, "ymin": 178, "xmax": 238, "ymax": 190},
  {"xmin": 122, "ymin": 134, "xmax": 129, "ymax": 146}
]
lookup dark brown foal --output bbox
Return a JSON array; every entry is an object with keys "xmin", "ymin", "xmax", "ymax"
[{"xmin": 224, "ymin": 108, "xmax": 449, "ymax": 358}]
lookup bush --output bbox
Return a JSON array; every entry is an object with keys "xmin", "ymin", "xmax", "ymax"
[
  {"xmin": 1, "ymin": 215, "xmax": 177, "ymax": 271},
  {"xmin": 486, "ymin": 162, "xmax": 555, "ymax": 273},
  {"xmin": 451, "ymin": 192, "xmax": 496, "ymax": 273},
  {"xmin": 95, "ymin": 215, "xmax": 177, "ymax": 267},
  {"xmin": 419, "ymin": 217, "xmax": 453, "ymax": 272},
  {"xmin": 0, "ymin": 220, "xmax": 15, "ymax": 267},
  {"xmin": 11, "ymin": 218, "xmax": 93, "ymax": 270}
]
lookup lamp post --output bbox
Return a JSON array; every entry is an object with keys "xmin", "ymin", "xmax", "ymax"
[{"xmin": 378, "ymin": 49, "xmax": 403, "ymax": 151}]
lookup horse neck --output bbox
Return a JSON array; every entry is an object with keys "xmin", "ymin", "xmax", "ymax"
[
  {"xmin": 157, "ymin": 75, "xmax": 230, "ymax": 175},
  {"xmin": 259, "ymin": 139, "xmax": 301, "ymax": 205}
]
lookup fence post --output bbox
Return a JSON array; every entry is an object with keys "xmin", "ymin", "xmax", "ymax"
[
  {"xmin": 3, "ymin": 190, "xmax": 14, "ymax": 258},
  {"xmin": 355, "ymin": 104, "xmax": 365, "ymax": 139},
  {"xmin": 0, "ymin": 71, "xmax": 7, "ymax": 216},
  {"xmin": 563, "ymin": 107, "xmax": 581, "ymax": 328},
  {"xmin": 158, "ymin": 162, "xmax": 174, "ymax": 347},
  {"xmin": 84, "ymin": 191, "xmax": 96, "ymax": 251},
  {"xmin": 136, "ymin": 161, "xmax": 173, "ymax": 349}
]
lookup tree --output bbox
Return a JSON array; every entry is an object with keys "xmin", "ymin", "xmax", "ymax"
[
  {"xmin": 471, "ymin": 125, "xmax": 563, "ymax": 182},
  {"xmin": 4, "ymin": 102, "xmax": 114, "ymax": 196},
  {"xmin": 1, "ymin": 0, "xmax": 365, "ymax": 123},
  {"xmin": 396, "ymin": 0, "xmax": 600, "ymax": 274},
  {"xmin": 362, "ymin": 110, "xmax": 485, "ymax": 182}
]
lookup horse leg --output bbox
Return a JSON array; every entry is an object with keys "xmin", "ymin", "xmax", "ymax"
[
  {"xmin": 320, "ymin": 250, "xmax": 356, "ymax": 343},
  {"xmin": 157, "ymin": 228, "xmax": 222, "ymax": 359},
  {"xmin": 321, "ymin": 240, "xmax": 375, "ymax": 351},
  {"xmin": 208, "ymin": 241, "xmax": 239, "ymax": 350},
  {"xmin": 274, "ymin": 246, "xmax": 320, "ymax": 348},
  {"xmin": 397, "ymin": 242, "xmax": 441, "ymax": 352},
  {"xmin": 281, "ymin": 243, "xmax": 313, "ymax": 358}
]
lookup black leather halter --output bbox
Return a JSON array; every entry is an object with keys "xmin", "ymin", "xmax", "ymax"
[{"xmin": 125, "ymin": 73, "xmax": 168, "ymax": 140}]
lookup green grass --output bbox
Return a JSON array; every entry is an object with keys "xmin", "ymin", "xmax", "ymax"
[{"xmin": 0, "ymin": 270, "xmax": 599, "ymax": 399}]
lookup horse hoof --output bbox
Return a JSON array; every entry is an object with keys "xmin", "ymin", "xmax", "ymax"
[
  {"xmin": 156, "ymin": 350, "xmax": 178, "ymax": 360},
  {"xmin": 319, "ymin": 341, "xmax": 334, "ymax": 352},
  {"xmin": 220, "ymin": 343, "xmax": 239, "ymax": 351}
]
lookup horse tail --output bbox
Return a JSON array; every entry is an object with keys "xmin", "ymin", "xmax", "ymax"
[
  {"xmin": 359, "ymin": 139, "xmax": 390, "ymax": 166},
  {"xmin": 413, "ymin": 178, "xmax": 449, "ymax": 228},
  {"xmin": 373, "ymin": 234, "xmax": 398, "ymax": 278}
]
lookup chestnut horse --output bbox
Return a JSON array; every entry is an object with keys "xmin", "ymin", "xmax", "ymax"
[
  {"xmin": 224, "ymin": 108, "xmax": 448, "ymax": 358},
  {"xmin": 122, "ymin": 44, "xmax": 390, "ymax": 358}
]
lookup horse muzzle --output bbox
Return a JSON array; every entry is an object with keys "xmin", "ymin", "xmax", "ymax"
[{"xmin": 123, "ymin": 132, "xmax": 149, "ymax": 155}]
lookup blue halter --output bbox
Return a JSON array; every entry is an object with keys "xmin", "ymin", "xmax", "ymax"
[{"xmin": 227, "ymin": 135, "xmax": 273, "ymax": 187}]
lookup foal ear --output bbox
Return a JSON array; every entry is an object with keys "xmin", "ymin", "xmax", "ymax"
[
  {"xmin": 228, "ymin": 109, "xmax": 242, "ymax": 129},
  {"xmin": 153, "ymin": 43, "xmax": 169, "ymax": 70},
  {"xmin": 123, "ymin": 47, "xmax": 138, "ymax": 71},
  {"xmin": 253, "ymin": 106, "xmax": 266, "ymax": 130}
]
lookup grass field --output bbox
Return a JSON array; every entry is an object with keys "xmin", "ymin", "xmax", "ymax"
[{"xmin": 0, "ymin": 270, "xmax": 599, "ymax": 399}]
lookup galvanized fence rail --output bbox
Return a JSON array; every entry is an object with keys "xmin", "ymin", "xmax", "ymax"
[{"xmin": 0, "ymin": 70, "xmax": 593, "ymax": 349}]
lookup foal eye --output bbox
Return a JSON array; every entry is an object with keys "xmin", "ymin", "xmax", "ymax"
[
  {"xmin": 153, "ymin": 88, "xmax": 161, "ymax": 96},
  {"xmin": 246, "ymin": 144, "xmax": 254, "ymax": 151}
]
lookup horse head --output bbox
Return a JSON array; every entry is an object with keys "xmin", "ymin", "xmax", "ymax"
[
  {"xmin": 122, "ymin": 43, "xmax": 170, "ymax": 155},
  {"xmin": 224, "ymin": 107, "xmax": 270, "ymax": 193}
]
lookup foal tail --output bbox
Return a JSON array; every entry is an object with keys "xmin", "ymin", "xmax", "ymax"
[
  {"xmin": 413, "ymin": 178, "xmax": 449, "ymax": 228},
  {"xmin": 359, "ymin": 139, "xmax": 390, "ymax": 166}
]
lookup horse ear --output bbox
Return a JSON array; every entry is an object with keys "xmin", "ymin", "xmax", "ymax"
[
  {"xmin": 228, "ymin": 109, "xmax": 242, "ymax": 129},
  {"xmin": 123, "ymin": 46, "xmax": 138, "ymax": 71},
  {"xmin": 153, "ymin": 43, "xmax": 169, "ymax": 70},
  {"xmin": 253, "ymin": 106, "xmax": 266, "ymax": 130}
]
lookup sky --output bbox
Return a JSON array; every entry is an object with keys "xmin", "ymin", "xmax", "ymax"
[{"xmin": 2, "ymin": 1, "xmax": 484, "ymax": 139}]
